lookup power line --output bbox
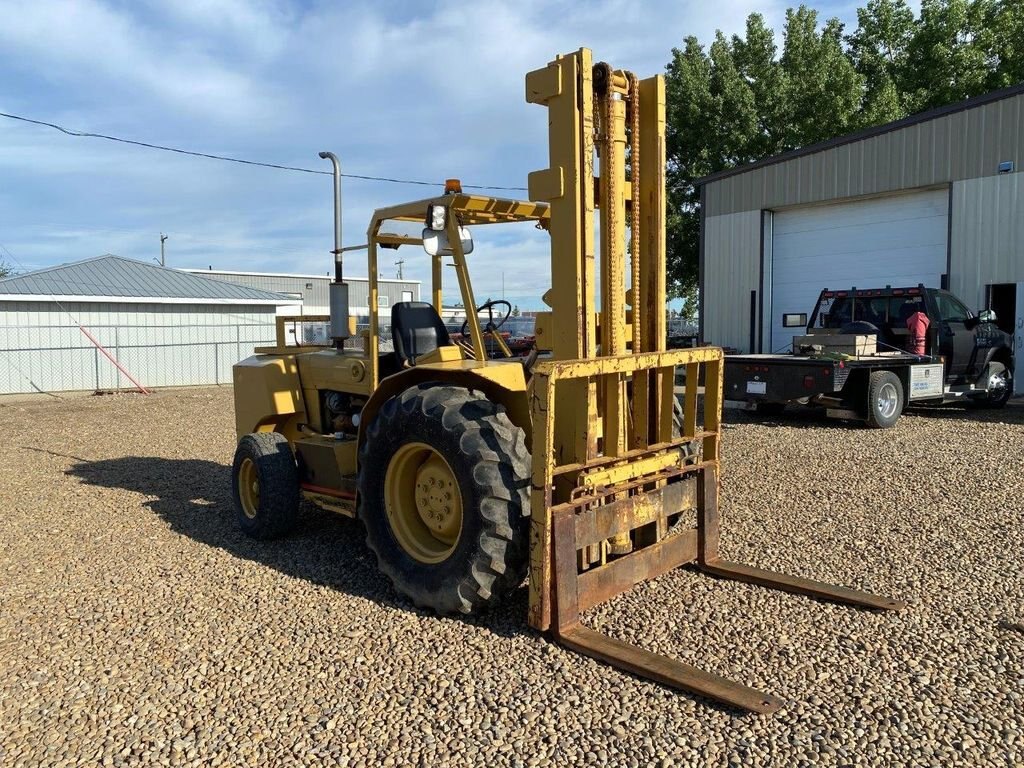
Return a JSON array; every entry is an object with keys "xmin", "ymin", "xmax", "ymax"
[{"xmin": 0, "ymin": 111, "xmax": 528, "ymax": 192}]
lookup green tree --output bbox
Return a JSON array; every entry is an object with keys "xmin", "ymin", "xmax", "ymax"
[
  {"xmin": 779, "ymin": 7, "xmax": 864, "ymax": 148},
  {"xmin": 665, "ymin": 34, "xmax": 759, "ymax": 297},
  {"xmin": 987, "ymin": 0, "xmax": 1024, "ymax": 88},
  {"xmin": 678, "ymin": 284, "xmax": 699, "ymax": 325},
  {"xmin": 665, "ymin": 7, "xmax": 862, "ymax": 298},
  {"xmin": 664, "ymin": 0, "xmax": 1022, "ymax": 302},
  {"xmin": 847, "ymin": 0, "xmax": 917, "ymax": 125},
  {"xmin": 732, "ymin": 14, "xmax": 788, "ymax": 158},
  {"xmin": 904, "ymin": 0, "xmax": 996, "ymax": 111},
  {"xmin": 0, "ymin": 259, "xmax": 13, "ymax": 279}
]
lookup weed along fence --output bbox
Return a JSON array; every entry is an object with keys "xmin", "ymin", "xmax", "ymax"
[{"xmin": 0, "ymin": 308, "xmax": 277, "ymax": 396}]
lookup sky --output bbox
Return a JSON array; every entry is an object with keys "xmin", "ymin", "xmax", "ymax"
[{"xmin": 0, "ymin": 0, "xmax": 864, "ymax": 309}]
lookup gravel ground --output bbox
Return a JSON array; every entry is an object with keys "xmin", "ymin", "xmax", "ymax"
[{"xmin": 1, "ymin": 386, "xmax": 1022, "ymax": 767}]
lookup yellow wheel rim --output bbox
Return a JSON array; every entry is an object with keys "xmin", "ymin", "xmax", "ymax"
[
  {"xmin": 384, "ymin": 442, "xmax": 463, "ymax": 564},
  {"xmin": 238, "ymin": 457, "xmax": 260, "ymax": 519}
]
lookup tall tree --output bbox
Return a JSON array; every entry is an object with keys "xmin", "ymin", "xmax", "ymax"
[
  {"xmin": 665, "ymin": 8, "xmax": 862, "ymax": 298},
  {"xmin": 988, "ymin": 0, "xmax": 1024, "ymax": 88},
  {"xmin": 732, "ymin": 14, "xmax": 787, "ymax": 159},
  {"xmin": 664, "ymin": 0, "xmax": 1023, "ymax": 300},
  {"xmin": 847, "ymin": 0, "xmax": 917, "ymax": 125},
  {"xmin": 665, "ymin": 34, "xmax": 759, "ymax": 296},
  {"xmin": 780, "ymin": 7, "xmax": 864, "ymax": 148},
  {"xmin": 904, "ymin": 0, "xmax": 996, "ymax": 111}
]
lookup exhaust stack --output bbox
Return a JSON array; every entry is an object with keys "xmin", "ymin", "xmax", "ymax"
[{"xmin": 319, "ymin": 151, "xmax": 350, "ymax": 345}]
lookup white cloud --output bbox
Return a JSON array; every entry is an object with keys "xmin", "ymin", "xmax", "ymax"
[
  {"xmin": 0, "ymin": 0, "xmax": 281, "ymax": 125},
  {"xmin": 1, "ymin": 0, "xmax": 857, "ymax": 307}
]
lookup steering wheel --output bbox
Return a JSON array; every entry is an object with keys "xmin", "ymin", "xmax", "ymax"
[{"xmin": 460, "ymin": 299, "xmax": 513, "ymax": 338}]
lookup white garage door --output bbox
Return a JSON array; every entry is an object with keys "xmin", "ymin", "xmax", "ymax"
[{"xmin": 769, "ymin": 189, "xmax": 949, "ymax": 352}]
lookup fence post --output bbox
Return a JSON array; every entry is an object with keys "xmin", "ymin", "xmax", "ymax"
[
  {"xmin": 114, "ymin": 327, "xmax": 122, "ymax": 391},
  {"xmin": 94, "ymin": 347, "xmax": 100, "ymax": 392},
  {"xmin": 214, "ymin": 343, "xmax": 220, "ymax": 385}
]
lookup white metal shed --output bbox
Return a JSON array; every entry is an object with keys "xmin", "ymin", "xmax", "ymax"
[{"xmin": 0, "ymin": 255, "xmax": 299, "ymax": 395}]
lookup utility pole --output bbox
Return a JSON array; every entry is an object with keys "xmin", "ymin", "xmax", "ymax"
[
  {"xmin": 395, "ymin": 259, "xmax": 405, "ymax": 280},
  {"xmin": 159, "ymin": 233, "xmax": 168, "ymax": 267}
]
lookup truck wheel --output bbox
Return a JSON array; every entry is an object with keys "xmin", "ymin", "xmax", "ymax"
[
  {"xmin": 866, "ymin": 371, "xmax": 903, "ymax": 429},
  {"xmin": 231, "ymin": 432, "xmax": 300, "ymax": 539},
  {"xmin": 970, "ymin": 362, "xmax": 1012, "ymax": 409},
  {"xmin": 358, "ymin": 384, "xmax": 530, "ymax": 615}
]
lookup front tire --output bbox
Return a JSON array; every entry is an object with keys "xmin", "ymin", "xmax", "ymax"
[
  {"xmin": 866, "ymin": 371, "xmax": 903, "ymax": 429},
  {"xmin": 231, "ymin": 432, "xmax": 299, "ymax": 539},
  {"xmin": 969, "ymin": 361, "xmax": 1012, "ymax": 409},
  {"xmin": 358, "ymin": 384, "xmax": 530, "ymax": 615}
]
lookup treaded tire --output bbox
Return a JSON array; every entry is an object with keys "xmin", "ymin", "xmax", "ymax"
[
  {"xmin": 231, "ymin": 432, "xmax": 300, "ymax": 539},
  {"xmin": 358, "ymin": 384, "xmax": 530, "ymax": 615},
  {"xmin": 865, "ymin": 370, "xmax": 903, "ymax": 429}
]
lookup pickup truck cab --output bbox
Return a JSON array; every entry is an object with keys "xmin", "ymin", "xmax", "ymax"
[{"xmin": 724, "ymin": 285, "xmax": 1015, "ymax": 428}]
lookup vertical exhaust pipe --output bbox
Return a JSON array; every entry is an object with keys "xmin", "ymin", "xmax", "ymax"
[{"xmin": 319, "ymin": 151, "xmax": 350, "ymax": 345}]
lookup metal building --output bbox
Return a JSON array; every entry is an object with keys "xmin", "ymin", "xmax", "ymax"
[
  {"xmin": 182, "ymin": 269, "xmax": 420, "ymax": 318},
  {"xmin": 0, "ymin": 255, "xmax": 298, "ymax": 395},
  {"xmin": 698, "ymin": 83, "xmax": 1024, "ymax": 359}
]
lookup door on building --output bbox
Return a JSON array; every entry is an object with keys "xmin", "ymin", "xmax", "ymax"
[
  {"xmin": 768, "ymin": 188, "xmax": 949, "ymax": 353},
  {"xmin": 986, "ymin": 283, "xmax": 1023, "ymax": 395},
  {"xmin": 1018, "ymin": 284, "xmax": 1024, "ymax": 396},
  {"xmin": 987, "ymin": 283, "xmax": 1016, "ymax": 335}
]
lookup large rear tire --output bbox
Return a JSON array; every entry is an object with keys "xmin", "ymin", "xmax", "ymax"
[
  {"xmin": 358, "ymin": 384, "xmax": 530, "ymax": 615},
  {"xmin": 866, "ymin": 371, "xmax": 903, "ymax": 429}
]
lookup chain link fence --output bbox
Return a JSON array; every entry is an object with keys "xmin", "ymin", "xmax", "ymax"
[{"xmin": 0, "ymin": 321, "xmax": 274, "ymax": 395}]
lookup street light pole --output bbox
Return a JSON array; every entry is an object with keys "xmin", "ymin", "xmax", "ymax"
[{"xmin": 159, "ymin": 233, "xmax": 168, "ymax": 267}]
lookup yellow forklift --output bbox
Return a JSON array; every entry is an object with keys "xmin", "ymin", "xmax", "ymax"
[{"xmin": 231, "ymin": 48, "xmax": 904, "ymax": 713}]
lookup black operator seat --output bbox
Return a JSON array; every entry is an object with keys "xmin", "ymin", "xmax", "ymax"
[{"xmin": 391, "ymin": 301, "xmax": 452, "ymax": 367}]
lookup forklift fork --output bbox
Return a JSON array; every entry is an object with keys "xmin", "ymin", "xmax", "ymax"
[{"xmin": 529, "ymin": 350, "xmax": 905, "ymax": 714}]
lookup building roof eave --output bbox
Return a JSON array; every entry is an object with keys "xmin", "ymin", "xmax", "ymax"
[{"xmin": 697, "ymin": 82, "xmax": 1024, "ymax": 187}]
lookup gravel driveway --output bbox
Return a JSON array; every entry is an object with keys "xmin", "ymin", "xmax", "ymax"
[{"xmin": 1, "ymin": 387, "xmax": 1021, "ymax": 766}]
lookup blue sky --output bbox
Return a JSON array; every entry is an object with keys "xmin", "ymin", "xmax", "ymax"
[{"xmin": 0, "ymin": 0, "xmax": 865, "ymax": 309}]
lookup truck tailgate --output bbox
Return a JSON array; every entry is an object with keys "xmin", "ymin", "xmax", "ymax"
[{"xmin": 724, "ymin": 355, "xmax": 841, "ymax": 403}]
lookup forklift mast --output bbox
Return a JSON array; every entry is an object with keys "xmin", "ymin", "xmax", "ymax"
[{"xmin": 522, "ymin": 49, "xmax": 904, "ymax": 713}]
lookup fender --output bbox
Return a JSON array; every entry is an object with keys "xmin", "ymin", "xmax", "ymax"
[
  {"xmin": 357, "ymin": 360, "xmax": 533, "ymax": 450},
  {"xmin": 972, "ymin": 344, "xmax": 1014, "ymax": 386}
]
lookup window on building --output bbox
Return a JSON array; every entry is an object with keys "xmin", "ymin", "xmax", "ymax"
[
  {"xmin": 782, "ymin": 313, "xmax": 807, "ymax": 328},
  {"xmin": 401, "ymin": 290, "xmax": 413, "ymax": 302}
]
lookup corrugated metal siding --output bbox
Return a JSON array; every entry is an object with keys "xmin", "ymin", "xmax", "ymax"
[
  {"xmin": 0, "ymin": 302, "xmax": 276, "ymax": 395},
  {"xmin": 705, "ymin": 93, "xmax": 1024, "ymax": 216},
  {"xmin": 950, "ymin": 173, "xmax": 1024, "ymax": 309},
  {"xmin": 702, "ymin": 211, "xmax": 762, "ymax": 352},
  {"xmin": 190, "ymin": 272, "xmax": 420, "ymax": 314}
]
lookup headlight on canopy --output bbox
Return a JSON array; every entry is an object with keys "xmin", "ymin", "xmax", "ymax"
[{"xmin": 426, "ymin": 204, "xmax": 447, "ymax": 231}]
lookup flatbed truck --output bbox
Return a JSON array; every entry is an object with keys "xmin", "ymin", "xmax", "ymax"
[{"xmin": 724, "ymin": 285, "xmax": 1014, "ymax": 428}]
